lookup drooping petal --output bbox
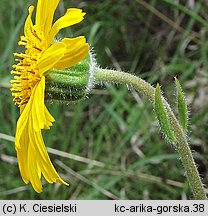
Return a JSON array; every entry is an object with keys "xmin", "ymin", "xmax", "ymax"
[
  {"xmin": 30, "ymin": 77, "xmax": 55, "ymax": 131},
  {"xmin": 16, "ymin": 120, "xmax": 68, "ymax": 193},
  {"xmin": 32, "ymin": 130, "xmax": 68, "ymax": 186},
  {"xmin": 54, "ymin": 36, "xmax": 89, "ymax": 70},
  {"xmin": 27, "ymin": 130, "xmax": 42, "ymax": 192},
  {"xmin": 48, "ymin": 8, "xmax": 86, "ymax": 44},
  {"xmin": 16, "ymin": 127, "xmax": 30, "ymax": 184},
  {"xmin": 15, "ymin": 102, "xmax": 32, "ymax": 150},
  {"xmin": 15, "ymin": 78, "xmax": 68, "ymax": 193},
  {"xmin": 44, "ymin": 106, "xmax": 55, "ymax": 130},
  {"xmin": 38, "ymin": 42, "xmax": 66, "ymax": 75},
  {"xmin": 35, "ymin": 0, "xmax": 60, "ymax": 36}
]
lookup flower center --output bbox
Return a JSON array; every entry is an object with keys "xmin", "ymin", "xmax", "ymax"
[{"xmin": 11, "ymin": 27, "xmax": 46, "ymax": 107}]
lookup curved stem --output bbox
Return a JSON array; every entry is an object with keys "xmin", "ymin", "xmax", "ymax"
[{"xmin": 94, "ymin": 67, "xmax": 207, "ymax": 200}]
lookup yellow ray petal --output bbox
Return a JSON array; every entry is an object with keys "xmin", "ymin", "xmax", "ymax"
[
  {"xmin": 54, "ymin": 37, "xmax": 89, "ymax": 70},
  {"xmin": 31, "ymin": 80, "xmax": 45, "ymax": 131},
  {"xmin": 27, "ymin": 134, "xmax": 42, "ymax": 193},
  {"xmin": 30, "ymin": 77, "xmax": 55, "ymax": 132},
  {"xmin": 15, "ymin": 78, "xmax": 68, "ymax": 193},
  {"xmin": 48, "ymin": 8, "xmax": 86, "ymax": 44},
  {"xmin": 15, "ymin": 102, "xmax": 32, "ymax": 149},
  {"xmin": 44, "ymin": 106, "xmax": 55, "ymax": 130},
  {"xmin": 33, "ymin": 131, "xmax": 68, "ymax": 186},
  {"xmin": 24, "ymin": 6, "xmax": 35, "ymax": 38},
  {"xmin": 28, "ymin": 127, "xmax": 68, "ymax": 193},
  {"xmin": 35, "ymin": 0, "xmax": 60, "ymax": 36},
  {"xmin": 16, "ymin": 128, "xmax": 30, "ymax": 184},
  {"xmin": 38, "ymin": 42, "xmax": 66, "ymax": 75}
]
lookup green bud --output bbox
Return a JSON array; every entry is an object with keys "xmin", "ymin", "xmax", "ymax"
[{"xmin": 45, "ymin": 52, "xmax": 96, "ymax": 102}]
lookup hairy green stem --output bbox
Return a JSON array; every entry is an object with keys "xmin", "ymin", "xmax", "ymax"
[{"xmin": 94, "ymin": 67, "xmax": 207, "ymax": 200}]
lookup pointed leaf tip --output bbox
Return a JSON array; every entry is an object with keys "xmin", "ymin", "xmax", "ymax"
[
  {"xmin": 155, "ymin": 83, "xmax": 176, "ymax": 142},
  {"xmin": 175, "ymin": 77, "xmax": 188, "ymax": 133}
]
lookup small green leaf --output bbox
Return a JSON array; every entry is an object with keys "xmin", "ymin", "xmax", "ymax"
[
  {"xmin": 155, "ymin": 83, "xmax": 176, "ymax": 142},
  {"xmin": 175, "ymin": 77, "xmax": 188, "ymax": 133}
]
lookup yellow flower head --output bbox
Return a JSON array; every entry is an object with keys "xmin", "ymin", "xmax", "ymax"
[{"xmin": 11, "ymin": 0, "xmax": 89, "ymax": 193}]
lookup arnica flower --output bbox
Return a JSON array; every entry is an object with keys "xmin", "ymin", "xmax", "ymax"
[{"xmin": 10, "ymin": 0, "xmax": 89, "ymax": 193}]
